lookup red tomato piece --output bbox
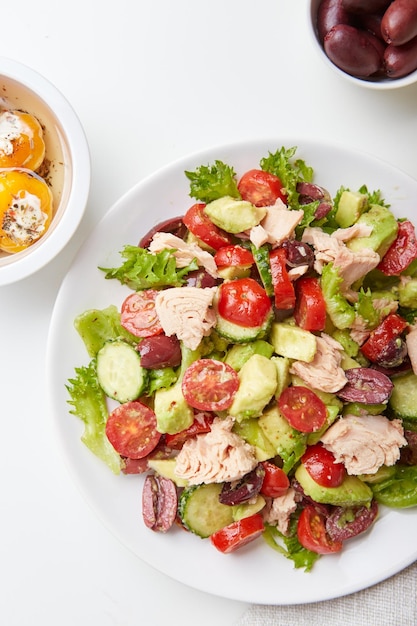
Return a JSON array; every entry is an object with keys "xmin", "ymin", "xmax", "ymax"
[
  {"xmin": 297, "ymin": 505, "xmax": 343, "ymax": 555},
  {"xmin": 301, "ymin": 443, "xmax": 346, "ymax": 488},
  {"xmin": 214, "ymin": 244, "xmax": 254, "ymax": 268},
  {"xmin": 217, "ymin": 277, "xmax": 272, "ymax": 328},
  {"xmin": 183, "ymin": 202, "xmax": 233, "ymax": 250},
  {"xmin": 121, "ymin": 290, "xmax": 163, "ymax": 338},
  {"xmin": 360, "ymin": 312, "xmax": 408, "ymax": 363},
  {"xmin": 269, "ymin": 248, "xmax": 296, "ymax": 310},
  {"xmin": 105, "ymin": 401, "xmax": 161, "ymax": 459},
  {"xmin": 181, "ymin": 359, "xmax": 239, "ymax": 412},
  {"xmin": 210, "ymin": 513, "xmax": 265, "ymax": 554},
  {"xmin": 294, "ymin": 276, "xmax": 326, "ymax": 331},
  {"xmin": 165, "ymin": 412, "xmax": 214, "ymax": 449},
  {"xmin": 378, "ymin": 220, "xmax": 417, "ymax": 276},
  {"xmin": 238, "ymin": 169, "xmax": 287, "ymax": 207},
  {"xmin": 260, "ymin": 462, "xmax": 290, "ymax": 498},
  {"xmin": 278, "ymin": 386, "xmax": 327, "ymax": 433}
]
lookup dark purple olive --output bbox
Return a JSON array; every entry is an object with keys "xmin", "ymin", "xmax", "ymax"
[
  {"xmin": 142, "ymin": 474, "xmax": 178, "ymax": 532},
  {"xmin": 337, "ymin": 367, "xmax": 393, "ymax": 403},
  {"xmin": 400, "ymin": 430, "xmax": 417, "ymax": 465},
  {"xmin": 282, "ymin": 239, "xmax": 315, "ymax": 269},
  {"xmin": 341, "ymin": 0, "xmax": 391, "ymax": 14},
  {"xmin": 324, "ymin": 24, "xmax": 384, "ymax": 77},
  {"xmin": 317, "ymin": 0, "xmax": 353, "ymax": 43},
  {"xmin": 184, "ymin": 269, "xmax": 218, "ymax": 288},
  {"xmin": 296, "ymin": 182, "xmax": 333, "ymax": 220},
  {"xmin": 138, "ymin": 334, "xmax": 182, "ymax": 369},
  {"xmin": 219, "ymin": 465, "xmax": 265, "ymax": 506},
  {"xmin": 326, "ymin": 500, "xmax": 379, "ymax": 542},
  {"xmin": 139, "ymin": 216, "xmax": 186, "ymax": 248},
  {"xmin": 376, "ymin": 336, "xmax": 408, "ymax": 368}
]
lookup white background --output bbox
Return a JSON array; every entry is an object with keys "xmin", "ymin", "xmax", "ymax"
[{"xmin": 1, "ymin": 2, "xmax": 416, "ymax": 625}]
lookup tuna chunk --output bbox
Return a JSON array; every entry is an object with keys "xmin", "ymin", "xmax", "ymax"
[
  {"xmin": 290, "ymin": 333, "xmax": 347, "ymax": 393},
  {"xmin": 249, "ymin": 200, "xmax": 304, "ymax": 248},
  {"xmin": 302, "ymin": 226, "xmax": 380, "ymax": 294},
  {"xmin": 320, "ymin": 414, "xmax": 407, "ymax": 475},
  {"xmin": 154, "ymin": 286, "xmax": 217, "ymax": 350},
  {"xmin": 149, "ymin": 232, "xmax": 218, "ymax": 277},
  {"xmin": 175, "ymin": 416, "xmax": 257, "ymax": 485},
  {"xmin": 262, "ymin": 488, "xmax": 297, "ymax": 535}
]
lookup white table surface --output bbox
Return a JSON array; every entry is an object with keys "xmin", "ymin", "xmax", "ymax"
[{"xmin": 1, "ymin": 2, "xmax": 417, "ymax": 625}]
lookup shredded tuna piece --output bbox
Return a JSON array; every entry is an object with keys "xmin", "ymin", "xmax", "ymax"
[
  {"xmin": 174, "ymin": 416, "xmax": 257, "ymax": 485},
  {"xmin": 287, "ymin": 264, "xmax": 309, "ymax": 281},
  {"xmin": 249, "ymin": 201, "xmax": 304, "ymax": 248},
  {"xmin": 290, "ymin": 333, "xmax": 347, "ymax": 393},
  {"xmin": 154, "ymin": 286, "xmax": 217, "ymax": 350},
  {"xmin": 262, "ymin": 488, "xmax": 297, "ymax": 535},
  {"xmin": 320, "ymin": 414, "xmax": 407, "ymax": 475},
  {"xmin": 302, "ymin": 227, "xmax": 380, "ymax": 293},
  {"xmin": 149, "ymin": 232, "xmax": 218, "ymax": 277},
  {"xmin": 331, "ymin": 223, "xmax": 373, "ymax": 242}
]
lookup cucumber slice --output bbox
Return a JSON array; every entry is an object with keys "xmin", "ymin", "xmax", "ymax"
[
  {"xmin": 251, "ymin": 244, "xmax": 273, "ymax": 296},
  {"xmin": 96, "ymin": 340, "xmax": 147, "ymax": 403},
  {"xmin": 389, "ymin": 372, "xmax": 417, "ymax": 420},
  {"xmin": 178, "ymin": 483, "xmax": 234, "ymax": 537}
]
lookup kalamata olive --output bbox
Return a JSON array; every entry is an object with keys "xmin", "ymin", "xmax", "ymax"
[
  {"xmin": 381, "ymin": 0, "xmax": 417, "ymax": 45},
  {"xmin": 337, "ymin": 367, "xmax": 394, "ymax": 403},
  {"xmin": 139, "ymin": 216, "xmax": 186, "ymax": 248},
  {"xmin": 375, "ymin": 336, "xmax": 408, "ymax": 368},
  {"xmin": 384, "ymin": 35, "xmax": 417, "ymax": 77},
  {"xmin": 138, "ymin": 334, "xmax": 182, "ymax": 369},
  {"xmin": 324, "ymin": 24, "xmax": 384, "ymax": 77},
  {"xmin": 400, "ymin": 430, "xmax": 417, "ymax": 465},
  {"xmin": 142, "ymin": 474, "xmax": 178, "ymax": 532},
  {"xmin": 184, "ymin": 268, "xmax": 218, "ymax": 288},
  {"xmin": 317, "ymin": 0, "xmax": 353, "ymax": 43},
  {"xmin": 341, "ymin": 0, "xmax": 391, "ymax": 14},
  {"xmin": 296, "ymin": 182, "xmax": 333, "ymax": 218},
  {"xmin": 355, "ymin": 12, "xmax": 384, "ymax": 40},
  {"xmin": 282, "ymin": 239, "xmax": 315, "ymax": 269},
  {"xmin": 325, "ymin": 500, "xmax": 379, "ymax": 542},
  {"xmin": 219, "ymin": 465, "xmax": 265, "ymax": 506}
]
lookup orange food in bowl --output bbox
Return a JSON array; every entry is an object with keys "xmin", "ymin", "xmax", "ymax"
[
  {"xmin": 0, "ymin": 109, "xmax": 46, "ymax": 171},
  {"xmin": 0, "ymin": 169, "xmax": 53, "ymax": 253}
]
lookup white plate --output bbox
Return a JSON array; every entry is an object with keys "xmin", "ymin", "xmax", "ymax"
[{"xmin": 46, "ymin": 138, "xmax": 417, "ymax": 605}]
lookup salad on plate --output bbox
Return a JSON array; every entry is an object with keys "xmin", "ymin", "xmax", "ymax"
[{"xmin": 67, "ymin": 146, "xmax": 417, "ymax": 572}]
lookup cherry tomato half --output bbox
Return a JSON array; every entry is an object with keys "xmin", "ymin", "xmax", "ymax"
[
  {"xmin": 183, "ymin": 202, "xmax": 233, "ymax": 250},
  {"xmin": 378, "ymin": 220, "xmax": 417, "ymax": 276},
  {"xmin": 105, "ymin": 401, "xmax": 161, "ymax": 459},
  {"xmin": 294, "ymin": 276, "xmax": 327, "ymax": 332},
  {"xmin": 238, "ymin": 169, "xmax": 287, "ymax": 207},
  {"xmin": 297, "ymin": 505, "xmax": 343, "ymax": 555},
  {"xmin": 360, "ymin": 312, "xmax": 408, "ymax": 363},
  {"xmin": 278, "ymin": 386, "xmax": 327, "ymax": 433},
  {"xmin": 181, "ymin": 359, "xmax": 239, "ymax": 411},
  {"xmin": 165, "ymin": 412, "xmax": 214, "ymax": 449},
  {"xmin": 301, "ymin": 443, "xmax": 346, "ymax": 488},
  {"xmin": 121, "ymin": 290, "xmax": 163, "ymax": 338},
  {"xmin": 214, "ymin": 244, "xmax": 254, "ymax": 269},
  {"xmin": 260, "ymin": 461, "xmax": 290, "ymax": 498},
  {"xmin": 217, "ymin": 277, "xmax": 272, "ymax": 328},
  {"xmin": 210, "ymin": 513, "xmax": 265, "ymax": 553}
]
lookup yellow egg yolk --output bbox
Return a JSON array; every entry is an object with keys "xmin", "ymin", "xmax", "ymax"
[
  {"xmin": 0, "ymin": 110, "xmax": 46, "ymax": 171},
  {"xmin": 0, "ymin": 169, "xmax": 53, "ymax": 254}
]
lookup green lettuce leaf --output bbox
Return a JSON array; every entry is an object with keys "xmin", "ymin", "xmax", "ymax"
[{"xmin": 185, "ymin": 160, "xmax": 240, "ymax": 202}]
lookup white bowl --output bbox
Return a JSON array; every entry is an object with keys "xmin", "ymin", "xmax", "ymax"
[
  {"xmin": 308, "ymin": 0, "xmax": 417, "ymax": 89},
  {"xmin": 0, "ymin": 57, "xmax": 90, "ymax": 285}
]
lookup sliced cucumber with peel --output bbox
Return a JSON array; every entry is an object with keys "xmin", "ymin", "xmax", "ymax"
[
  {"xmin": 178, "ymin": 483, "xmax": 234, "ymax": 537},
  {"xmin": 96, "ymin": 340, "xmax": 147, "ymax": 403}
]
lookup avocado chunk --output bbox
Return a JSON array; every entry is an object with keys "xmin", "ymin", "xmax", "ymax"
[
  {"xmin": 233, "ymin": 418, "xmax": 277, "ymax": 461},
  {"xmin": 229, "ymin": 354, "xmax": 277, "ymax": 420},
  {"xmin": 204, "ymin": 196, "xmax": 267, "ymax": 233},
  {"xmin": 295, "ymin": 463, "xmax": 373, "ymax": 506},
  {"xmin": 335, "ymin": 190, "xmax": 368, "ymax": 228},
  {"xmin": 398, "ymin": 278, "xmax": 417, "ymax": 308},
  {"xmin": 258, "ymin": 405, "xmax": 307, "ymax": 473},
  {"xmin": 270, "ymin": 322, "xmax": 317, "ymax": 362},
  {"xmin": 232, "ymin": 495, "xmax": 266, "ymax": 521},
  {"xmin": 154, "ymin": 344, "xmax": 196, "ymax": 434},
  {"xmin": 346, "ymin": 204, "xmax": 398, "ymax": 257},
  {"xmin": 147, "ymin": 458, "xmax": 188, "ymax": 487},
  {"xmin": 389, "ymin": 371, "xmax": 417, "ymax": 420},
  {"xmin": 225, "ymin": 340, "xmax": 274, "ymax": 371}
]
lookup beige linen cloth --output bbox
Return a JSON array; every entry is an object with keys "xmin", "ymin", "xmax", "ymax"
[{"xmin": 236, "ymin": 561, "xmax": 417, "ymax": 625}]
